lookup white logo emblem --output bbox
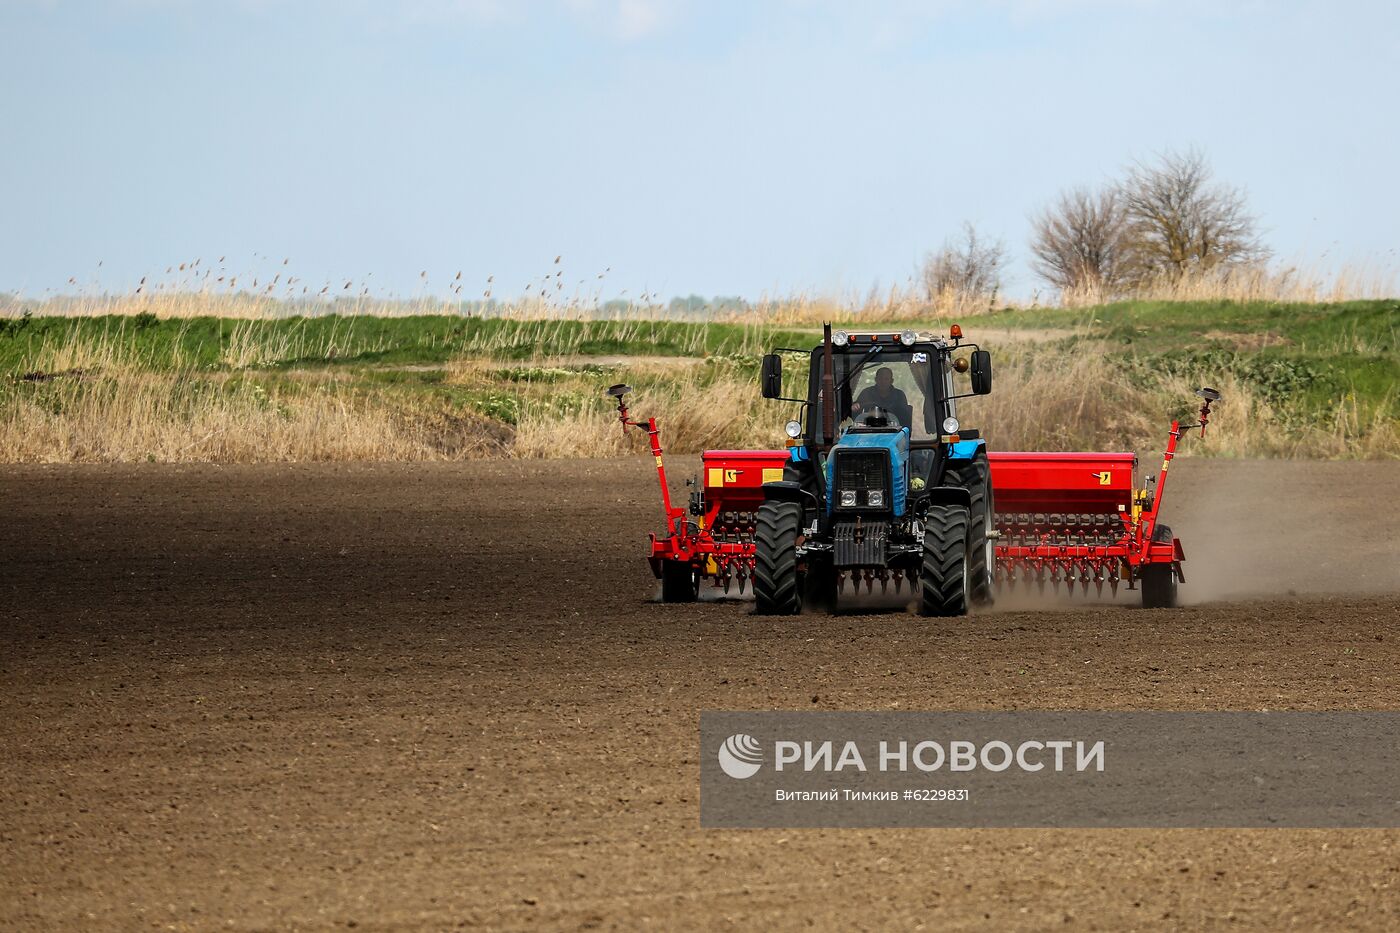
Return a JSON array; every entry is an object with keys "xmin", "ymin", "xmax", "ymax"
[{"xmin": 717, "ymin": 733, "xmax": 763, "ymax": 779}]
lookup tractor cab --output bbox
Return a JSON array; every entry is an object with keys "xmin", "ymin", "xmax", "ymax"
[
  {"xmin": 759, "ymin": 326, "xmax": 991, "ymax": 520},
  {"xmin": 755, "ymin": 325, "xmax": 995, "ymax": 616}
]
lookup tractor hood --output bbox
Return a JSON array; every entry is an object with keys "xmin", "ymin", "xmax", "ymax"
[{"xmin": 826, "ymin": 427, "xmax": 910, "ymax": 517}]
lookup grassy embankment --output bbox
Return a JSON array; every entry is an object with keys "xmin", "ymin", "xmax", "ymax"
[{"xmin": 0, "ymin": 299, "xmax": 1395, "ymax": 461}]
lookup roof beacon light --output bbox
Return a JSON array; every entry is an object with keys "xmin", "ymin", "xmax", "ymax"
[{"xmin": 949, "ymin": 323, "xmax": 963, "ymax": 340}]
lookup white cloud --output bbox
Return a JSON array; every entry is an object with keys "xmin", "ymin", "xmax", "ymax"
[
  {"xmin": 615, "ymin": 0, "xmax": 664, "ymax": 39},
  {"xmin": 562, "ymin": 0, "xmax": 681, "ymax": 41}
]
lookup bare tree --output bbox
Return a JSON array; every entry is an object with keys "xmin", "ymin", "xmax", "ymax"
[
  {"xmin": 922, "ymin": 223, "xmax": 1007, "ymax": 307},
  {"xmin": 1029, "ymin": 186, "xmax": 1129, "ymax": 293},
  {"xmin": 1118, "ymin": 148, "xmax": 1267, "ymax": 283}
]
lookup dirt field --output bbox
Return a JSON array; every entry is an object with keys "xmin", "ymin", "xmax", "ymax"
[{"xmin": 3, "ymin": 457, "xmax": 1399, "ymax": 930}]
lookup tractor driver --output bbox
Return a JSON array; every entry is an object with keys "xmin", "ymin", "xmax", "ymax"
[{"xmin": 851, "ymin": 366, "xmax": 913, "ymax": 429}]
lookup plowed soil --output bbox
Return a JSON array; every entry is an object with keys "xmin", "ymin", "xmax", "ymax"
[{"xmin": 3, "ymin": 458, "xmax": 1399, "ymax": 930}]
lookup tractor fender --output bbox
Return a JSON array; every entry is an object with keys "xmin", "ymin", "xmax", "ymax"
[
  {"xmin": 763, "ymin": 480, "xmax": 820, "ymax": 511},
  {"xmin": 921, "ymin": 485, "xmax": 972, "ymax": 510},
  {"xmin": 945, "ymin": 438, "xmax": 986, "ymax": 462}
]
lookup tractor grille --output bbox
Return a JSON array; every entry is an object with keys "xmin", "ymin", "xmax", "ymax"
[
  {"xmin": 833, "ymin": 450, "xmax": 888, "ymax": 499},
  {"xmin": 833, "ymin": 520, "xmax": 889, "ymax": 567}
]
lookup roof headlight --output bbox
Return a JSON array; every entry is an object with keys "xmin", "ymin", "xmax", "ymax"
[
  {"xmin": 942, "ymin": 416, "xmax": 960, "ymax": 434},
  {"xmin": 832, "ymin": 330, "xmax": 850, "ymax": 347},
  {"xmin": 784, "ymin": 419, "xmax": 803, "ymax": 439},
  {"xmin": 900, "ymin": 330, "xmax": 918, "ymax": 345}
]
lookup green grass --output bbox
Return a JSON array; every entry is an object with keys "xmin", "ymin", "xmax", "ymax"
[
  {"xmin": 2, "ymin": 299, "xmax": 1396, "ymax": 460},
  {"xmin": 982, "ymin": 298, "xmax": 1397, "ymax": 347},
  {"xmin": 989, "ymin": 300, "xmax": 1398, "ymax": 406},
  {"xmin": 0, "ymin": 313, "xmax": 814, "ymax": 373},
  {"xmin": 981, "ymin": 299, "xmax": 1399, "ymax": 428}
]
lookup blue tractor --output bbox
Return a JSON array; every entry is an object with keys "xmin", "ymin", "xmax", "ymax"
[{"xmin": 753, "ymin": 324, "xmax": 994, "ymax": 616}]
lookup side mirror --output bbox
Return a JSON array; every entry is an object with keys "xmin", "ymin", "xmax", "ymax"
[
  {"xmin": 970, "ymin": 350, "xmax": 992, "ymax": 395},
  {"xmin": 760, "ymin": 353, "xmax": 782, "ymax": 399}
]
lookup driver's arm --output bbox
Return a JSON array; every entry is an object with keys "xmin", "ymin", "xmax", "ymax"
[{"xmin": 852, "ymin": 386, "xmax": 875, "ymax": 413}]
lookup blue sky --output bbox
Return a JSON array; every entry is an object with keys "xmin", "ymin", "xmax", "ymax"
[{"xmin": 2, "ymin": 0, "xmax": 1396, "ymax": 300}]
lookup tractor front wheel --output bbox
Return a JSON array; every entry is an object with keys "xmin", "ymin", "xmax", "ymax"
[
  {"xmin": 754, "ymin": 501, "xmax": 804, "ymax": 615},
  {"xmin": 919, "ymin": 503, "xmax": 971, "ymax": 617}
]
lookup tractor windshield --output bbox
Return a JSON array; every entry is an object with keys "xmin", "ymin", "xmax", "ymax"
[{"xmin": 812, "ymin": 348, "xmax": 941, "ymax": 444}]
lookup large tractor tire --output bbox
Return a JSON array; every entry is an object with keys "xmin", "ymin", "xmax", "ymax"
[
  {"xmin": 1139, "ymin": 523, "xmax": 1179, "ymax": 609},
  {"xmin": 754, "ymin": 500, "xmax": 804, "ymax": 615},
  {"xmin": 919, "ymin": 503, "xmax": 971, "ymax": 617},
  {"xmin": 781, "ymin": 459, "xmax": 834, "ymax": 611},
  {"xmin": 947, "ymin": 453, "xmax": 995, "ymax": 607},
  {"xmin": 660, "ymin": 559, "xmax": 698, "ymax": 603}
]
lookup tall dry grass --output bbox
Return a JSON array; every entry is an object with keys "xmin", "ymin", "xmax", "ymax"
[
  {"xmin": 1, "ymin": 379, "xmax": 445, "ymax": 462},
  {"xmin": 8, "ymin": 258, "xmax": 1393, "ymax": 324},
  {"xmin": 442, "ymin": 356, "xmax": 789, "ymax": 459},
  {"xmin": 960, "ymin": 347, "xmax": 1397, "ymax": 459},
  {"xmin": 1057, "ymin": 261, "xmax": 1399, "ymax": 308},
  {"xmin": 451, "ymin": 318, "xmax": 785, "ymax": 361},
  {"xmin": 513, "ymin": 371, "xmax": 787, "ymax": 459},
  {"xmin": 2, "ymin": 277, "xmax": 1395, "ymax": 462},
  {"xmin": 444, "ymin": 339, "xmax": 1396, "ymax": 462},
  {"xmin": 4, "ymin": 344, "xmax": 1393, "ymax": 462},
  {"xmin": 218, "ymin": 317, "xmax": 373, "ymax": 368},
  {"xmin": 1, "ymin": 331, "xmax": 493, "ymax": 462}
]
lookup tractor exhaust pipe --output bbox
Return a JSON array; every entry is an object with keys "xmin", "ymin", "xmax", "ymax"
[{"xmin": 821, "ymin": 322, "xmax": 836, "ymax": 448}]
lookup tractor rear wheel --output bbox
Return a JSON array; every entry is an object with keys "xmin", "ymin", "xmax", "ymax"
[
  {"xmin": 947, "ymin": 454, "xmax": 995, "ymax": 607},
  {"xmin": 919, "ymin": 503, "xmax": 971, "ymax": 617},
  {"xmin": 1140, "ymin": 523, "xmax": 1178, "ymax": 609},
  {"xmin": 754, "ymin": 500, "xmax": 804, "ymax": 615},
  {"xmin": 660, "ymin": 559, "xmax": 698, "ymax": 603}
]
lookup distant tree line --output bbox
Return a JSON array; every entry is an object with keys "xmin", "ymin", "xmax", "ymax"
[{"xmin": 922, "ymin": 148, "xmax": 1268, "ymax": 305}]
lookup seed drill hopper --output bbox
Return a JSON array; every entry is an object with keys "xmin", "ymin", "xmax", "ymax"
[{"xmin": 988, "ymin": 385, "xmax": 1219, "ymax": 608}]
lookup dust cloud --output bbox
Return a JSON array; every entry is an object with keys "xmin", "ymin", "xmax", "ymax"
[{"xmin": 1164, "ymin": 458, "xmax": 1400, "ymax": 603}]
